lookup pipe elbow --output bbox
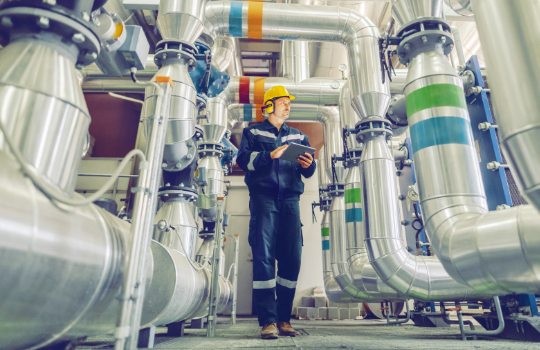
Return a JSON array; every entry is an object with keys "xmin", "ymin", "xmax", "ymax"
[{"xmin": 341, "ymin": 10, "xmax": 379, "ymax": 46}]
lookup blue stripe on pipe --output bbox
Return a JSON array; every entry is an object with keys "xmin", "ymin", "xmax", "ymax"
[
  {"xmin": 243, "ymin": 104, "xmax": 252, "ymax": 121},
  {"xmin": 229, "ymin": 2, "xmax": 243, "ymax": 37},
  {"xmin": 345, "ymin": 208, "xmax": 362, "ymax": 223},
  {"xmin": 322, "ymin": 240, "xmax": 330, "ymax": 250},
  {"xmin": 410, "ymin": 116, "xmax": 472, "ymax": 153}
]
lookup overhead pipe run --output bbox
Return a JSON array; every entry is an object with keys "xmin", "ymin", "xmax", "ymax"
[{"xmin": 204, "ymin": 1, "xmax": 390, "ymax": 119}]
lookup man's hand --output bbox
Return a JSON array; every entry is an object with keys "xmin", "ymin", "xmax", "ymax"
[
  {"xmin": 298, "ymin": 153, "xmax": 313, "ymax": 169},
  {"xmin": 271, "ymin": 145, "xmax": 288, "ymax": 159}
]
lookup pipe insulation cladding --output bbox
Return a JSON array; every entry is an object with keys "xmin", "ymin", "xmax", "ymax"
[{"xmin": 204, "ymin": 1, "xmax": 390, "ymax": 120}]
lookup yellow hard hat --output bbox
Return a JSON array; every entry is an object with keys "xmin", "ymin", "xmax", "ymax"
[{"xmin": 261, "ymin": 86, "xmax": 295, "ymax": 114}]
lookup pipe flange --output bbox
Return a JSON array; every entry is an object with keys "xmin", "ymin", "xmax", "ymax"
[
  {"xmin": 396, "ymin": 17, "xmax": 453, "ymax": 66},
  {"xmin": 343, "ymin": 149, "xmax": 363, "ymax": 168},
  {"xmin": 327, "ymin": 184, "xmax": 345, "ymax": 197},
  {"xmin": 161, "ymin": 138, "xmax": 197, "ymax": 172},
  {"xmin": 154, "ymin": 39, "xmax": 198, "ymax": 71},
  {"xmin": 355, "ymin": 118, "xmax": 393, "ymax": 142},
  {"xmin": 0, "ymin": 7, "xmax": 100, "ymax": 67},
  {"xmin": 196, "ymin": 94, "xmax": 207, "ymax": 112},
  {"xmin": 195, "ymin": 125, "xmax": 204, "ymax": 141},
  {"xmin": 198, "ymin": 142, "xmax": 224, "ymax": 158},
  {"xmin": 158, "ymin": 186, "xmax": 198, "ymax": 202}
]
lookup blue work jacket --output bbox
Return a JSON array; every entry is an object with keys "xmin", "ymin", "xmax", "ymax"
[{"xmin": 237, "ymin": 120, "xmax": 316, "ymax": 200}]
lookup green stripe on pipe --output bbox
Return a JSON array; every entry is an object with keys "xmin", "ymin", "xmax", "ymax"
[
  {"xmin": 406, "ymin": 84, "xmax": 467, "ymax": 117},
  {"xmin": 321, "ymin": 227, "xmax": 330, "ymax": 237},
  {"xmin": 344, "ymin": 188, "xmax": 361, "ymax": 204},
  {"xmin": 410, "ymin": 116, "xmax": 472, "ymax": 153}
]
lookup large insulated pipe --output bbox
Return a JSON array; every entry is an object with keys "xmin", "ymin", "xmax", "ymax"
[
  {"xmin": 359, "ymin": 121, "xmax": 492, "ymax": 301},
  {"xmin": 204, "ymin": 1, "xmax": 390, "ymax": 119},
  {"xmin": 0, "ymin": 39, "xmax": 89, "ymax": 196},
  {"xmin": 157, "ymin": 0, "xmax": 207, "ymax": 45},
  {"xmin": 281, "ymin": 40, "xmax": 311, "ymax": 83},
  {"xmin": 472, "ymin": 0, "xmax": 540, "ymax": 212},
  {"xmin": 394, "ymin": 1, "xmax": 540, "ymax": 294},
  {"xmin": 212, "ymin": 37, "xmax": 244, "ymax": 76},
  {"xmin": 0, "ymin": 152, "xmax": 136, "ymax": 350}
]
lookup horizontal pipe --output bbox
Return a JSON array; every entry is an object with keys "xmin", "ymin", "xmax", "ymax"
[
  {"xmin": 78, "ymin": 173, "xmax": 139, "ymax": 178},
  {"xmin": 206, "ymin": 1, "xmax": 391, "ymax": 118},
  {"xmin": 0, "ymin": 151, "xmax": 138, "ymax": 350}
]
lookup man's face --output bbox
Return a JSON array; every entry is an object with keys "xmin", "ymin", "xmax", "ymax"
[{"xmin": 272, "ymin": 97, "xmax": 291, "ymax": 120}]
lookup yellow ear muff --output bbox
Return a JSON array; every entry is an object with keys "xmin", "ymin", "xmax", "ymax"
[{"xmin": 261, "ymin": 101, "xmax": 274, "ymax": 114}]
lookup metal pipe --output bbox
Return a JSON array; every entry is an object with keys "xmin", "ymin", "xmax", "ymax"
[
  {"xmin": 361, "ymin": 131, "xmax": 493, "ymax": 301},
  {"xmin": 0, "ymin": 150, "xmax": 138, "ymax": 350},
  {"xmin": 450, "ymin": 26, "xmax": 466, "ymax": 69},
  {"xmin": 398, "ymin": 2, "xmax": 540, "ymax": 294},
  {"xmin": 444, "ymin": 0, "xmax": 474, "ymax": 16},
  {"xmin": 472, "ymin": 0, "xmax": 540, "ymax": 212},
  {"xmin": 230, "ymin": 233, "xmax": 240, "ymax": 325},
  {"xmin": 204, "ymin": 1, "xmax": 390, "ymax": 119},
  {"xmin": 158, "ymin": 0, "xmax": 206, "ymax": 45},
  {"xmin": 281, "ymin": 40, "xmax": 311, "ymax": 83},
  {"xmin": 458, "ymin": 296, "xmax": 504, "ymax": 339},
  {"xmin": 114, "ymin": 75, "xmax": 172, "ymax": 350},
  {"xmin": 79, "ymin": 173, "xmax": 139, "ymax": 178},
  {"xmin": 392, "ymin": 0, "xmax": 444, "ymax": 28},
  {"xmin": 0, "ymin": 39, "xmax": 90, "ymax": 196}
]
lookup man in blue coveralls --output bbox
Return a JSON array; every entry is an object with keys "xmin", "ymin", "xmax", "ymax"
[{"xmin": 237, "ymin": 86, "xmax": 316, "ymax": 339}]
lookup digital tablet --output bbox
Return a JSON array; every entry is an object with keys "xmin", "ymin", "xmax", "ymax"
[{"xmin": 279, "ymin": 143, "xmax": 316, "ymax": 163}]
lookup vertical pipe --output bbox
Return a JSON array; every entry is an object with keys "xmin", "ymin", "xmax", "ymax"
[
  {"xmin": 472, "ymin": 0, "xmax": 540, "ymax": 212},
  {"xmin": 230, "ymin": 234, "xmax": 240, "ymax": 325},
  {"xmin": 115, "ymin": 81, "xmax": 172, "ymax": 350},
  {"xmin": 281, "ymin": 40, "xmax": 311, "ymax": 83}
]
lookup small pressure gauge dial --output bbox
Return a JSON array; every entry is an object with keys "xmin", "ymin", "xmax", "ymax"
[
  {"xmin": 338, "ymin": 64, "xmax": 347, "ymax": 72},
  {"xmin": 330, "ymin": 80, "xmax": 340, "ymax": 89}
]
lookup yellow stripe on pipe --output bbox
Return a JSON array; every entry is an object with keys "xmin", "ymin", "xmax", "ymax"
[{"xmin": 247, "ymin": 2, "xmax": 263, "ymax": 39}]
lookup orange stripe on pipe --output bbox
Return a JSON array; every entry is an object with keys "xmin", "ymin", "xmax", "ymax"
[
  {"xmin": 254, "ymin": 78, "xmax": 265, "ymax": 105},
  {"xmin": 247, "ymin": 2, "xmax": 263, "ymax": 39},
  {"xmin": 155, "ymin": 76, "xmax": 173, "ymax": 88},
  {"xmin": 255, "ymin": 104, "xmax": 264, "ymax": 122}
]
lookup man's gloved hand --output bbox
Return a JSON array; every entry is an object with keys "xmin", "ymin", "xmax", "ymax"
[
  {"xmin": 298, "ymin": 153, "xmax": 313, "ymax": 169},
  {"xmin": 271, "ymin": 145, "xmax": 288, "ymax": 159}
]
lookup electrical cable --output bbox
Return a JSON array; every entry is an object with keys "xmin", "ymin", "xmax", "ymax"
[
  {"xmin": 0, "ymin": 118, "xmax": 147, "ymax": 206},
  {"xmin": 108, "ymin": 92, "xmax": 144, "ymax": 105},
  {"xmin": 226, "ymin": 262, "xmax": 235, "ymax": 282},
  {"xmin": 171, "ymin": 225, "xmax": 206, "ymax": 271}
]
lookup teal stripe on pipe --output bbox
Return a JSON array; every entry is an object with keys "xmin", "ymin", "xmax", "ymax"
[
  {"xmin": 410, "ymin": 116, "xmax": 472, "ymax": 153},
  {"xmin": 243, "ymin": 104, "xmax": 252, "ymax": 121},
  {"xmin": 229, "ymin": 2, "xmax": 243, "ymax": 37},
  {"xmin": 345, "ymin": 208, "xmax": 362, "ymax": 223},
  {"xmin": 322, "ymin": 240, "xmax": 330, "ymax": 250}
]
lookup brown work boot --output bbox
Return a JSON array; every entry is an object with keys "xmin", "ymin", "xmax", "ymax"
[
  {"xmin": 261, "ymin": 323, "xmax": 279, "ymax": 339},
  {"xmin": 277, "ymin": 321, "xmax": 296, "ymax": 337}
]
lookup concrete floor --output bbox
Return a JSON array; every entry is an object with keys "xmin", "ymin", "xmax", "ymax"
[{"xmin": 78, "ymin": 317, "xmax": 540, "ymax": 350}]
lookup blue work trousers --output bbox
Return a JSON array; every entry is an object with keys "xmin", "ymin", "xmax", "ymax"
[{"xmin": 248, "ymin": 195, "xmax": 303, "ymax": 326}]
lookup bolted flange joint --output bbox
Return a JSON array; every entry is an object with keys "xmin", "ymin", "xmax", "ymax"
[
  {"xmin": 355, "ymin": 118, "xmax": 393, "ymax": 143},
  {"xmin": 154, "ymin": 39, "xmax": 198, "ymax": 71},
  {"xmin": 396, "ymin": 17, "xmax": 454, "ymax": 66}
]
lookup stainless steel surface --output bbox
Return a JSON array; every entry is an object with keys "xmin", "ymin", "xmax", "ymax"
[
  {"xmin": 320, "ymin": 107, "xmax": 347, "ymax": 184},
  {"xmin": 281, "ymin": 40, "xmax": 311, "ymax": 83},
  {"xmin": 403, "ymin": 36, "xmax": 540, "ymax": 295},
  {"xmin": 204, "ymin": 97, "xmax": 229, "ymax": 143},
  {"xmin": 0, "ymin": 39, "xmax": 90, "ymax": 195},
  {"xmin": 115, "ymin": 79, "xmax": 173, "ymax": 350},
  {"xmin": 158, "ymin": 0, "xmax": 207, "ymax": 44},
  {"xmin": 141, "ymin": 240, "xmax": 208, "ymax": 327},
  {"xmin": 197, "ymin": 155, "xmax": 224, "ymax": 221},
  {"xmin": 0, "ymin": 151, "xmax": 132, "ymax": 350},
  {"xmin": 207, "ymin": 200, "xmax": 224, "ymax": 337},
  {"xmin": 205, "ymin": 2, "xmax": 390, "ymax": 119},
  {"xmin": 445, "ymin": 0, "xmax": 473, "ymax": 16},
  {"xmin": 318, "ymin": 146, "xmax": 332, "ymax": 189},
  {"xmin": 392, "ymin": 0, "xmax": 444, "ymax": 27},
  {"xmin": 472, "ymin": 0, "xmax": 540, "ymax": 212},
  {"xmin": 153, "ymin": 198, "xmax": 199, "ymax": 260},
  {"xmin": 361, "ymin": 132, "xmax": 491, "ymax": 301},
  {"xmin": 144, "ymin": 62, "xmax": 197, "ymax": 144},
  {"xmin": 339, "ymin": 81, "xmax": 362, "ymax": 150},
  {"xmin": 212, "ymin": 37, "xmax": 244, "ymax": 76},
  {"xmin": 230, "ymin": 234, "xmax": 240, "ymax": 324}
]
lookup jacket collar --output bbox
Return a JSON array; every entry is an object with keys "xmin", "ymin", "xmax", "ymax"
[{"xmin": 261, "ymin": 119, "xmax": 289, "ymax": 133}]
